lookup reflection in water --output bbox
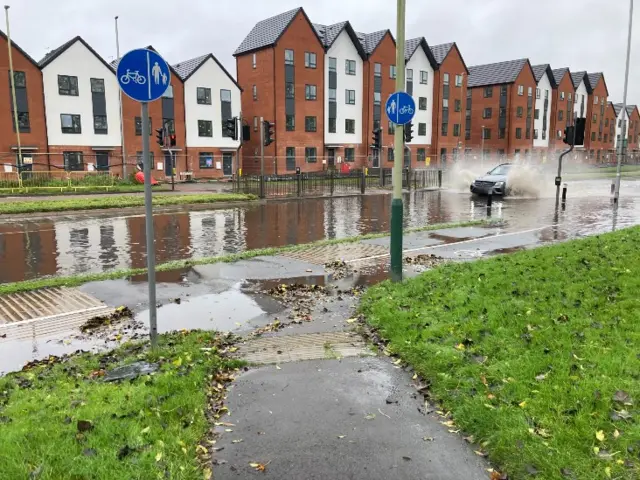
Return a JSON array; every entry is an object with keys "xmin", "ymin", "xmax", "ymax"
[{"xmin": 1, "ymin": 179, "xmax": 640, "ymax": 284}]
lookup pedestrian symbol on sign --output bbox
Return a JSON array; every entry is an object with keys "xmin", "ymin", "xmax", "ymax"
[{"xmin": 388, "ymin": 99, "xmax": 396, "ymax": 115}]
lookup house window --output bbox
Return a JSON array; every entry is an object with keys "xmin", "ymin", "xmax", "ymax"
[
  {"xmin": 305, "ymin": 116, "xmax": 317, "ymax": 132},
  {"xmin": 60, "ymin": 114, "xmax": 81, "ymax": 133},
  {"xmin": 304, "ymin": 52, "xmax": 316, "ymax": 68},
  {"xmin": 328, "ymin": 118, "xmax": 336, "ymax": 133},
  {"xmin": 517, "ymin": 106, "xmax": 523, "ymax": 118},
  {"xmin": 443, "ymin": 99, "xmax": 449, "ymax": 108},
  {"xmin": 9, "ymin": 71, "xmax": 29, "ymax": 132},
  {"xmin": 568, "ymin": 93, "xmax": 572, "ymax": 102},
  {"xmin": 500, "ymin": 107, "xmax": 506, "ymax": 118},
  {"xmin": 12, "ymin": 112, "xmax": 30, "ymax": 133},
  {"xmin": 345, "ymin": 89, "xmax": 356, "ymax": 105},
  {"xmin": 441, "ymin": 122, "xmax": 448, "ymax": 136},
  {"xmin": 605, "ymin": 118, "xmax": 609, "ymax": 127},
  {"xmin": 11, "ymin": 70, "xmax": 26, "ymax": 87},
  {"xmin": 135, "ymin": 116, "xmax": 152, "ymax": 135},
  {"xmin": 197, "ymin": 87, "xmax": 212, "ymax": 104},
  {"xmin": 534, "ymin": 129, "xmax": 539, "ymax": 139},
  {"xmin": 94, "ymin": 115, "xmax": 108, "ymax": 134},
  {"xmin": 500, "ymin": 85, "xmax": 508, "ymax": 96},
  {"xmin": 482, "ymin": 127, "xmax": 491, "ymax": 139},
  {"xmin": 345, "ymin": 148, "xmax": 355, "ymax": 162},
  {"xmin": 536, "ymin": 88, "xmax": 540, "ymax": 99},
  {"xmin": 388, "ymin": 121, "xmax": 395, "ymax": 135},
  {"xmin": 305, "ymin": 147, "xmax": 317, "ymax": 163},
  {"xmin": 484, "ymin": 86, "xmax": 493, "ymax": 98},
  {"xmin": 329, "ymin": 88, "xmax": 336, "ymax": 102},
  {"xmin": 454, "ymin": 99, "xmax": 461, "ymax": 112},
  {"xmin": 90, "ymin": 78, "xmax": 105, "ymax": 93},
  {"xmin": 593, "ymin": 114, "xmax": 597, "ymax": 124},
  {"xmin": 286, "ymin": 82, "xmax": 294, "ymax": 99},
  {"xmin": 198, "ymin": 120, "xmax": 213, "ymax": 137},
  {"xmin": 419, "ymin": 97, "xmax": 427, "ymax": 110},
  {"xmin": 286, "ymin": 115, "xmax": 295, "ymax": 131},
  {"xmin": 516, "ymin": 127, "xmax": 522, "ymax": 139},
  {"xmin": 374, "ymin": 63, "xmax": 381, "ymax": 76},
  {"xmin": 252, "ymin": 53, "xmax": 257, "ymax": 69},
  {"xmin": 285, "ymin": 49, "xmax": 294, "ymax": 65},
  {"xmin": 604, "ymin": 134, "xmax": 608, "ymax": 142},
  {"xmin": 252, "ymin": 85, "xmax": 257, "ymax": 100},
  {"xmin": 518, "ymin": 85, "xmax": 524, "ymax": 96},
  {"xmin": 345, "ymin": 59, "xmax": 356, "ymax": 75},
  {"xmin": 558, "ymin": 110, "xmax": 564, "ymax": 121},
  {"xmin": 420, "ymin": 70, "xmax": 428, "ymax": 84},
  {"xmin": 329, "ymin": 57, "xmax": 337, "ymax": 72},
  {"xmin": 528, "ymin": 87, "xmax": 533, "ymax": 97},
  {"xmin": 220, "ymin": 89, "xmax": 231, "ymax": 103},
  {"xmin": 534, "ymin": 109, "xmax": 540, "ymax": 120},
  {"xmin": 406, "ymin": 69, "xmax": 413, "ymax": 82},
  {"xmin": 305, "ymin": 84, "xmax": 317, "ymax": 100},
  {"xmin": 542, "ymin": 131, "xmax": 546, "ymax": 140},
  {"xmin": 418, "ymin": 123, "xmax": 426, "ymax": 136},
  {"xmin": 526, "ymin": 128, "xmax": 531, "ymax": 139},
  {"xmin": 286, "ymin": 147, "xmax": 296, "ymax": 171},
  {"xmin": 498, "ymin": 127, "xmax": 506, "ymax": 139},
  {"xmin": 253, "ymin": 116, "xmax": 258, "ymax": 132},
  {"xmin": 545, "ymin": 90, "xmax": 549, "ymax": 99},
  {"xmin": 390, "ymin": 65, "xmax": 397, "ymax": 79},
  {"xmin": 591, "ymin": 132, "xmax": 596, "ymax": 141},
  {"xmin": 594, "ymin": 95, "xmax": 599, "ymax": 104},
  {"xmin": 482, "ymin": 108, "xmax": 492, "ymax": 119},
  {"xmin": 58, "ymin": 75, "xmax": 78, "ymax": 96},
  {"xmin": 345, "ymin": 119, "xmax": 355, "ymax": 134},
  {"xmin": 453, "ymin": 124, "xmax": 460, "ymax": 137},
  {"xmin": 443, "ymin": 73, "xmax": 449, "ymax": 85},
  {"xmin": 199, "ymin": 152, "xmax": 214, "ymax": 169},
  {"xmin": 163, "ymin": 119, "xmax": 175, "ymax": 134},
  {"xmin": 557, "ymin": 130, "xmax": 562, "ymax": 139},
  {"xmin": 388, "ymin": 148, "xmax": 394, "ymax": 162},
  {"xmin": 417, "ymin": 148, "xmax": 426, "ymax": 162},
  {"xmin": 455, "ymin": 74, "xmax": 463, "ymax": 87},
  {"xmin": 374, "ymin": 92, "xmax": 381, "ymax": 104},
  {"xmin": 63, "ymin": 152, "xmax": 83, "ymax": 171},
  {"xmin": 560, "ymin": 92, "xmax": 565, "ymax": 100}
]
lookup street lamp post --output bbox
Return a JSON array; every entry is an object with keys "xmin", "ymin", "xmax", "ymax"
[
  {"xmin": 481, "ymin": 125, "xmax": 485, "ymax": 168},
  {"xmin": 613, "ymin": 0, "xmax": 634, "ymax": 204}
]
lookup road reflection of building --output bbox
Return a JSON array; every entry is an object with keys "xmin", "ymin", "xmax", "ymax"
[
  {"xmin": 128, "ymin": 213, "xmax": 191, "ymax": 269},
  {"xmin": 0, "ymin": 221, "xmax": 58, "ymax": 283}
]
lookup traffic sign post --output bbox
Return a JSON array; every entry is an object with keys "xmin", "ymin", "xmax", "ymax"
[
  {"xmin": 386, "ymin": 3, "xmax": 413, "ymax": 282},
  {"xmin": 117, "ymin": 48, "xmax": 171, "ymax": 348}
]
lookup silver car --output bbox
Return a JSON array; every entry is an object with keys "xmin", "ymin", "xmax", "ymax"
[{"xmin": 470, "ymin": 163, "xmax": 513, "ymax": 196}]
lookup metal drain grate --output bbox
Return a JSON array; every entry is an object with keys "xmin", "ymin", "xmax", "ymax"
[
  {"xmin": 280, "ymin": 243, "xmax": 388, "ymax": 265},
  {"xmin": 238, "ymin": 331, "xmax": 373, "ymax": 364},
  {"xmin": 0, "ymin": 287, "xmax": 113, "ymax": 341}
]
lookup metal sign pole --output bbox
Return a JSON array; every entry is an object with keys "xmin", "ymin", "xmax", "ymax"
[{"xmin": 141, "ymin": 102, "xmax": 157, "ymax": 347}]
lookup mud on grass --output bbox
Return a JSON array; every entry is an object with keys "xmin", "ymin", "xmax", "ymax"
[
  {"xmin": 0, "ymin": 331, "xmax": 243, "ymax": 480},
  {"xmin": 360, "ymin": 227, "xmax": 640, "ymax": 480}
]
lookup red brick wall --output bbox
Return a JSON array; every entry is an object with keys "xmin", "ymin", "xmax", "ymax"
[
  {"xmin": 468, "ymin": 85, "xmax": 505, "ymax": 158},
  {"xmin": 187, "ymin": 148, "xmax": 238, "ymax": 179},
  {"xmin": 236, "ymin": 47, "xmax": 275, "ymax": 174},
  {"xmin": 604, "ymin": 104, "xmax": 617, "ymax": 156},
  {"xmin": 628, "ymin": 108, "xmax": 640, "ymax": 151},
  {"xmin": 508, "ymin": 66, "xmax": 536, "ymax": 156},
  {"xmin": 433, "ymin": 45, "xmax": 467, "ymax": 164},
  {"xmin": 585, "ymin": 77, "xmax": 608, "ymax": 160},
  {"xmin": 0, "ymin": 36, "xmax": 48, "ymax": 162},
  {"xmin": 46, "ymin": 145, "xmax": 124, "ymax": 176},
  {"xmin": 549, "ymin": 71, "xmax": 575, "ymax": 152}
]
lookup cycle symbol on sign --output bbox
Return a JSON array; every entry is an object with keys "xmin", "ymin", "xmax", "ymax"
[
  {"xmin": 119, "ymin": 69, "xmax": 147, "ymax": 85},
  {"xmin": 398, "ymin": 105, "xmax": 414, "ymax": 115}
]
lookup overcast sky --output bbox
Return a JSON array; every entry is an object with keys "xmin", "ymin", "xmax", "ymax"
[{"xmin": 7, "ymin": 0, "xmax": 639, "ymax": 103}]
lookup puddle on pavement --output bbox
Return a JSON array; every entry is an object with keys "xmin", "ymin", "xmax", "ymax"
[
  {"xmin": 487, "ymin": 246, "xmax": 526, "ymax": 255},
  {"xmin": 427, "ymin": 233, "xmax": 475, "ymax": 243}
]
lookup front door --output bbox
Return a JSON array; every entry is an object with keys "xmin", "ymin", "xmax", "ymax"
[
  {"xmin": 327, "ymin": 148, "xmax": 335, "ymax": 169},
  {"xmin": 164, "ymin": 152, "xmax": 173, "ymax": 176},
  {"xmin": 222, "ymin": 153, "xmax": 233, "ymax": 176},
  {"xmin": 403, "ymin": 148, "xmax": 410, "ymax": 167},
  {"xmin": 372, "ymin": 150, "xmax": 380, "ymax": 168},
  {"xmin": 96, "ymin": 152, "xmax": 109, "ymax": 171},
  {"xmin": 440, "ymin": 148, "xmax": 447, "ymax": 168}
]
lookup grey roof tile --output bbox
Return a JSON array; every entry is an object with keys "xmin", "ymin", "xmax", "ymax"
[
  {"xmin": 172, "ymin": 54, "xmax": 209, "ymax": 80},
  {"xmin": 313, "ymin": 21, "xmax": 347, "ymax": 48},
  {"xmin": 571, "ymin": 71, "xmax": 587, "ymax": 89},
  {"xmin": 612, "ymin": 103, "xmax": 637, "ymax": 117},
  {"xmin": 627, "ymin": 105, "xmax": 637, "ymax": 116},
  {"xmin": 39, "ymin": 36, "xmax": 79, "ymax": 67},
  {"xmin": 551, "ymin": 67, "xmax": 569, "ymax": 86},
  {"xmin": 356, "ymin": 29, "xmax": 388, "ymax": 55},
  {"xmin": 405, "ymin": 37, "xmax": 422, "ymax": 61},
  {"xmin": 468, "ymin": 58, "xmax": 528, "ymax": 88},
  {"xmin": 430, "ymin": 42, "xmax": 454, "ymax": 65},
  {"xmin": 531, "ymin": 64, "xmax": 549, "ymax": 83},
  {"xmin": 587, "ymin": 72, "xmax": 603, "ymax": 90},
  {"xmin": 234, "ymin": 8, "xmax": 300, "ymax": 56}
]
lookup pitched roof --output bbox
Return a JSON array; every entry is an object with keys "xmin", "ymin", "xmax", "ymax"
[
  {"xmin": 587, "ymin": 72, "xmax": 609, "ymax": 96},
  {"xmin": 172, "ymin": 53, "xmax": 242, "ymax": 89},
  {"xmin": 356, "ymin": 29, "xmax": 391, "ymax": 55},
  {"xmin": 551, "ymin": 67, "xmax": 570, "ymax": 86},
  {"xmin": 571, "ymin": 71, "xmax": 588, "ymax": 90},
  {"xmin": 111, "ymin": 45, "xmax": 184, "ymax": 83},
  {"xmin": 404, "ymin": 37, "xmax": 438, "ymax": 69},
  {"xmin": 39, "ymin": 36, "xmax": 114, "ymax": 72},
  {"xmin": 430, "ymin": 42, "xmax": 454, "ymax": 65},
  {"xmin": 531, "ymin": 64, "xmax": 557, "ymax": 88},
  {"xmin": 627, "ymin": 105, "xmax": 638, "ymax": 117},
  {"xmin": 0, "ymin": 29, "xmax": 40, "ymax": 68},
  {"xmin": 468, "ymin": 58, "xmax": 529, "ymax": 88},
  {"xmin": 313, "ymin": 21, "xmax": 366, "ymax": 59},
  {"xmin": 612, "ymin": 103, "xmax": 624, "ymax": 117}
]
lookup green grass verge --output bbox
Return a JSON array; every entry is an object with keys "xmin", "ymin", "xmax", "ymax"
[
  {"xmin": 0, "ymin": 184, "xmax": 155, "ymax": 196},
  {"xmin": 0, "ymin": 220, "xmax": 491, "ymax": 296},
  {"xmin": 360, "ymin": 227, "xmax": 640, "ymax": 479},
  {"xmin": 0, "ymin": 193, "xmax": 256, "ymax": 215},
  {"xmin": 0, "ymin": 330, "xmax": 242, "ymax": 480}
]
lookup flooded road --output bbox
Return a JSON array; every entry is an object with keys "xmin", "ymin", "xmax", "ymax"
[{"xmin": 1, "ymin": 178, "xmax": 639, "ymax": 284}]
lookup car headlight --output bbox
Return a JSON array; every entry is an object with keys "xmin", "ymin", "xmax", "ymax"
[{"xmin": 494, "ymin": 181, "xmax": 505, "ymax": 187}]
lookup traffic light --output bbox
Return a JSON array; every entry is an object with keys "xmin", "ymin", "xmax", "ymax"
[
  {"xmin": 372, "ymin": 128, "xmax": 381, "ymax": 149},
  {"xmin": 563, "ymin": 126, "xmax": 575, "ymax": 145},
  {"xmin": 263, "ymin": 120, "xmax": 274, "ymax": 146},
  {"xmin": 223, "ymin": 117, "xmax": 238, "ymax": 140},
  {"xmin": 155, "ymin": 128, "xmax": 164, "ymax": 146},
  {"xmin": 404, "ymin": 122, "xmax": 414, "ymax": 143},
  {"xmin": 169, "ymin": 134, "xmax": 176, "ymax": 148},
  {"xmin": 574, "ymin": 117, "xmax": 586, "ymax": 145}
]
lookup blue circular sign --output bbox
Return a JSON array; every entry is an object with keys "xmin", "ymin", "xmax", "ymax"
[
  {"xmin": 386, "ymin": 91, "xmax": 416, "ymax": 125},
  {"xmin": 117, "ymin": 48, "xmax": 171, "ymax": 102}
]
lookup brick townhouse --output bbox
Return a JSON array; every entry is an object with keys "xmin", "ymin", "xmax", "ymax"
[
  {"xmin": 605, "ymin": 102, "xmax": 618, "ymax": 161},
  {"xmin": 612, "ymin": 103, "xmax": 639, "ymax": 154},
  {"xmin": 549, "ymin": 67, "xmax": 576, "ymax": 153},
  {"xmin": 0, "ymin": 29, "xmax": 47, "ymax": 171},
  {"xmin": 626, "ymin": 105, "xmax": 640, "ymax": 156},
  {"xmin": 430, "ymin": 42, "xmax": 469, "ymax": 167},
  {"xmin": 39, "ymin": 36, "xmax": 123, "ymax": 174},
  {"xmin": 466, "ymin": 58, "xmax": 537, "ymax": 162},
  {"xmin": 585, "ymin": 72, "xmax": 609, "ymax": 162},
  {"xmin": 570, "ymin": 71, "xmax": 590, "ymax": 157},
  {"xmin": 530, "ymin": 64, "xmax": 556, "ymax": 161}
]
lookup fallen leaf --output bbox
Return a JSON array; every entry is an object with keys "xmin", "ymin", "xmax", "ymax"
[
  {"xmin": 525, "ymin": 464, "xmax": 539, "ymax": 476},
  {"xmin": 490, "ymin": 471, "xmax": 508, "ymax": 480},
  {"xmin": 412, "ymin": 373, "xmax": 418, "ymax": 380},
  {"xmin": 225, "ymin": 428, "xmax": 233, "ymax": 432},
  {"xmin": 441, "ymin": 420, "xmax": 455, "ymax": 427},
  {"xmin": 610, "ymin": 409, "xmax": 633, "ymax": 421},
  {"xmin": 228, "ymin": 347, "xmax": 238, "ymax": 353},
  {"xmin": 276, "ymin": 365, "xmax": 281, "ymax": 370},
  {"xmin": 463, "ymin": 435, "xmax": 475, "ymax": 443},
  {"xmin": 613, "ymin": 429, "xmax": 620, "ymax": 439},
  {"xmin": 393, "ymin": 358, "xmax": 402, "ymax": 365},
  {"xmin": 214, "ymin": 422, "xmax": 235, "ymax": 427},
  {"xmin": 605, "ymin": 467, "xmax": 611, "ymax": 478},
  {"xmin": 196, "ymin": 445, "xmax": 208, "ymax": 454},
  {"xmin": 480, "ymin": 375, "xmax": 488, "ymax": 386},
  {"xmin": 487, "ymin": 394, "xmax": 496, "ymax": 400},
  {"xmin": 337, "ymin": 435, "xmax": 346, "ymax": 439},
  {"xmin": 249, "ymin": 462, "xmax": 267, "ymax": 472},
  {"xmin": 141, "ymin": 426, "xmax": 151, "ymax": 434},
  {"xmin": 560, "ymin": 467, "xmax": 576, "ymax": 478},
  {"xmin": 422, "ymin": 436, "xmax": 434, "ymax": 442},
  {"xmin": 519, "ymin": 401, "xmax": 527, "ymax": 408},
  {"xmin": 535, "ymin": 373, "xmax": 547, "ymax": 381},
  {"xmin": 82, "ymin": 448, "xmax": 97, "ymax": 457},
  {"xmin": 402, "ymin": 456, "xmax": 412, "ymax": 461},
  {"xmin": 203, "ymin": 467, "xmax": 213, "ymax": 480},
  {"xmin": 77, "ymin": 420, "xmax": 93, "ymax": 433},
  {"xmin": 484, "ymin": 404, "xmax": 496, "ymax": 410},
  {"xmin": 346, "ymin": 318, "xmax": 357, "ymax": 324},
  {"xmin": 613, "ymin": 390, "xmax": 633, "ymax": 405},
  {"xmin": 455, "ymin": 343, "xmax": 466, "ymax": 351},
  {"xmin": 232, "ymin": 439, "xmax": 243, "ymax": 444},
  {"xmin": 364, "ymin": 413, "xmax": 376, "ymax": 420},
  {"xmin": 155, "ymin": 452, "xmax": 163, "ymax": 462},
  {"xmin": 172, "ymin": 357, "xmax": 183, "ymax": 367},
  {"xmin": 596, "ymin": 430, "xmax": 605, "ymax": 442},
  {"xmin": 474, "ymin": 450, "xmax": 488, "ymax": 457}
]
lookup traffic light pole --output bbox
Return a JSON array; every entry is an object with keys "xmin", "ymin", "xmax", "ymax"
[
  {"xmin": 555, "ymin": 121, "xmax": 575, "ymax": 209},
  {"xmin": 141, "ymin": 102, "xmax": 158, "ymax": 348},
  {"xmin": 390, "ymin": 0, "xmax": 406, "ymax": 283}
]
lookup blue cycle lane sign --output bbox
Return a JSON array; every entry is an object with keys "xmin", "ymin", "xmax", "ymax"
[
  {"xmin": 117, "ymin": 48, "xmax": 171, "ymax": 102},
  {"xmin": 386, "ymin": 91, "xmax": 415, "ymax": 125}
]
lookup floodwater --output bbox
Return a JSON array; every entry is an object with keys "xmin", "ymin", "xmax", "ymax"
[{"xmin": 1, "ymin": 178, "xmax": 639, "ymax": 284}]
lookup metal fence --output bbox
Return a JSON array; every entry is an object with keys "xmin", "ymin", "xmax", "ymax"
[
  {"xmin": 0, "ymin": 170, "xmax": 118, "ymax": 193},
  {"xmin": 233, "ymin": 168, "xmax": 442, "ymax": 198}
]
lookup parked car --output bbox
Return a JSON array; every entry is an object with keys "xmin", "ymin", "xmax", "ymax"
[{"xmin": 470, "ymin": 163, "xmax": 513, "ymax": 196}]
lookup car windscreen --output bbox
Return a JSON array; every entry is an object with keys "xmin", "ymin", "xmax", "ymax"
[{"xmin": 488, "ymin": 165, "xmax": 512, "ymax": 176}]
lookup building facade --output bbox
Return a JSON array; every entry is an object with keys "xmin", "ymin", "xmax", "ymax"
[
  {"xmin": 531, "ymin": 64, "xmax": 556, "ymax": 159},
  {"xmin": 173, "ymin": 54, "xmax": 242, "ymax": 178},
  {"xmin": 585, "ymin": 73, "xmax": 609, "ymax": 162},
  {"xmin": 0, "ymin": 30, "xmax": 48, "ymax": 171},
  {"xmin": 40, "ymin": 37, "xmax": 123, "ymax": 173},
  {"xmin": 549, "ymin": 67, "xmax": 575, "ymax": 153}
]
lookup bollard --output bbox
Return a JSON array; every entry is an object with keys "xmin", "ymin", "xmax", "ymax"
[
  {"xmin": 438, "ymin": 169, "xmax": 442, "ymax": 188},
  {"xmin": 562, "ymin": 183, "xmax": 567, "ymax": 203},
  {"xmin": 296, "ymin": 167, "xmax": 302, "ymax": 197},
  {"xmin": 259, "ymin": 175, "xmax": 265, "ymax": 199},
  {"xmin": 360, "ymin": 168, "xmax": 366, "ymax": 194},
  {"xmin": 486, "ymin": 188, "xmax": 493, "ymax": 217}
]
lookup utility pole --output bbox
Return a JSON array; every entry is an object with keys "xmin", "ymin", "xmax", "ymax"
[
  {"xmin": 5, "ymin": 5, "xmax": 22, "ymax": 171},
  {"xmin": 390, "ymin": 0, "xmax": 406, "ymax": 282},
  {"xmin": 115, "ymin": 16, "xmax": 127, "ymax": 177},
  {"xmin": 614, "ymin": 0, "xmax": 634, "ymax": 204}
]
